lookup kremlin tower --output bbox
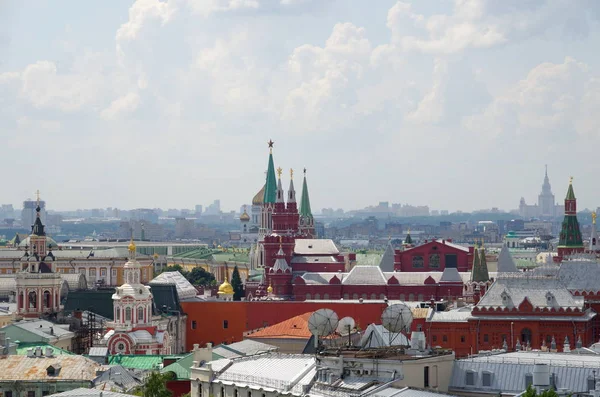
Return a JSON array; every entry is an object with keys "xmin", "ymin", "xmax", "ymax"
[
  {"xmin": 16, "ymin": 194, "xmax": 62, "ymax": 318},
  {"xmin": 556, "ymin": 177, "xmax": 584, "ymax": 261},
  {"xmin": 299, "ymin": 169, "xmax": 315, "ymax": 238}
]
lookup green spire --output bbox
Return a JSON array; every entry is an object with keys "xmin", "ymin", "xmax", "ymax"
[
  {"xmin": 566, "ymin": 177, "xmax": 576, "ymax": 200},
  {"xmin": 263, "ymin": 140, "xmax": 277, "ymax": 204},
  {"xmin": 471, "ymin": 246, "xmax": 489, "ymax": 282},
  {"xmin": 300, "ymin": 169, "xmax": 313, "ymax": 218},
  {"xmin": 404, "ymin": 230, "xmax": 413, "ymax": 245}
]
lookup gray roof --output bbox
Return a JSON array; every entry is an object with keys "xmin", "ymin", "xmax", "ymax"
[
  {"xmin": 291, "ymin": 256, "xmax": 338, "ymax": 264},
  {"xmin": 150, "ymin": 271, "xmax": 197, "ymax": 300},
  {"xmin": 558, "ymin": 259, "xmax": 600, "ymax": 293},
  {"xmin": 477, "ymin": 274, "xmax": 584, "ymax": 310},
  {"xmin": 342, "ymin": 266, "xmax": 387, "ymax": 285},
  {"xmin": 301, "ymin": 272, "xmax": 340, "ymax": 285},
  {"xmin": 440, "ymin": 268, "xmax": 462, "ymax": 283},
  {"xmin": 359, "ymin": 324, "xmax": 409, "ymax": 348},
  {"xmin": 88, "ymin": 347, "xmax": 109, "ymax": 357},
  {"xmin": 294, "ymin": 239, "xmax": 339, "ymax": 255},
  {"xmin": 216, "ymin": 339, "xmax": 278, "ymax": 357},
  {"xmin": 61, "ymin": 273, "xmax": 88, "ymax": 290},
  {"xmin": 8, "ymin": 319, "xmax": 74, "ymax": 340},
  {"xmin": 379, "ymin": 242, "xmax": 395, "ymax": 272},
  {"xmin": 371, "ymin": 386, "xmax": 459, "ymax": 397},
  {"xmin": 93, "ymin": 364, "xmax": 141, "ymax": 392},
  {"xmin": 427, "ymin": 306, "xmax": 472, "ymax": 323},
  {"xmin": 450, "ymin": 351, "xmax": 600, "ymax": 395},
  {"xmin": 50, "ymin": 388, "xmax": 133, "ymax": 397},
  {"xmin": 496, "ymin": 245, "xmax": 518, "ymax": 273}
]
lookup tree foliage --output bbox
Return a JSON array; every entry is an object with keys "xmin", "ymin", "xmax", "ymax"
[
  {"xmin": 231, "ymin": 265, "xmax": 244, "ymax": 301},
  {"xmin": 522, "ymin": 385, "xmax": 559, "ymax": 397},
  {"xmin": 130, "ymin": 371, "xmax": 174, "ymax": 397}
]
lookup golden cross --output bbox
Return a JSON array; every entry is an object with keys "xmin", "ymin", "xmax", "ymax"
[
  {"xmin": 290, "ymin": 168, "xmax": 294, "ymax": 179},
  {"xmin": 593, "ymin": 212, "xmax": 597, "ymax": 225},
  {"xmin": 276, "ymin": 167, "xmax": 282, "ymax": 178}
]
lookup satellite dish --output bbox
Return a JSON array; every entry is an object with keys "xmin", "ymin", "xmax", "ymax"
[
  {"xmin": 381, "ymin": 303, "xmax": 413, "ymax": 333},
  {"xmin": 336, "ymin": 317, "xmax": 356, "ymax": 336},
  {"xmin": 308, "ymin": 309, "xmax": 339, "ymax": 337}
]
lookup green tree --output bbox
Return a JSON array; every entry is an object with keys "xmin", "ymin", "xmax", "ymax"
[
  {"xmin": 131, "ymin": 371, "xmax": 174, "ymax": 397},
  {"xmin": 188, "ymin": 267, "xmax": 216, "ymax": 286},
  {"xmin": 231, "ymin": 265, "xmax": 244, "ymax": 301},
  {"xmin": 522, "ymin": 385, "xmax": 559, "ymax": 397}
]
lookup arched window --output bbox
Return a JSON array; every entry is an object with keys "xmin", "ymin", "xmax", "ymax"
[
  {"xmin": 361, "ymin": 293, "xmax": 367, "ymax": 299},
  {"xmin": 43, "ymin": 290, "xmax": 51, "ymax": 308},
  {"xmin": 116, "ymin": 308, "xmax": 120, "ymax": 320},
  {"xmin": 409, "ymin": 293, "xmax": 415, "ymax": 301},
  {"xmin": 306, "ymin": 293, "xmax": 311, "ymax": 300},
  {"xmin": 352, "ymin": 293, "xmax": 359, "ymax": 299},
  {"xmin": 418, "ymin": 294, "xmax": 424, "ymax": 301},
  {"xmin": 521, "ymin": 328, "xmax": 532, "ymax": 343},
  {"xmin": 28, "ymin": 291, "xmax": 37, "ymax": 309},
  {"xmin": 138, "ymin": 307, "xmax": 144, "ymax": 322},
  {"xmin": 399, "ymin": 294, "xmax": 405, "ymax": 301},
  {"xmin": 125, "ymin": 307, "xmax": 132, "ymax": 322},
  {"xmin": 370, "ymin": 294, "xmax": 376, "ymax": 300},
  {"xmin": 344, "ymin": 294, "xmax": 349, "ymax": 300},
  {"xmin": 323, "ymin": 294, "xmax": 329, "ymax": 300},
  {"xmin": 314, "ymin": 293, "xmax": 321, "ymax": 300},
  {"xmin": 429, "ymin": 254, "xmax": 440, "ymax": 268},
  {"xmin": 412, "ymin": 256, "xmax": 424, "ymax": 268}
]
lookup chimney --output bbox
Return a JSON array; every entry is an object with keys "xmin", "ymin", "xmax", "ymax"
[
  {"xmin": 35, "ymin": 346, "xmax": 42, "ymax": 357},
  {"xmin": 27, "ymin": 348, "xmax": 34, "ymax": 358},
  {"xmin": 45, "ymin": 347, "xmax": 53, "ymax": 357},
  {"xmin": 533, "ymin": 363, "xmax": 550, "ymax": 393}
]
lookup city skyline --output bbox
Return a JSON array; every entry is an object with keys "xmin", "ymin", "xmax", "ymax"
[{"xmin": 2, "ymin": 1, "xmax": 600, "ymax": 211}]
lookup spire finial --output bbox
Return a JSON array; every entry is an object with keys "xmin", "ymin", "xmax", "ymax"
[
  {"xmin": 593, "ymin": 212, "xmax": 597, "ymax": 225},
  {"xmin": 279, "ymin": 235, "xmax": 283, "ymax": 247},
  {"xmin": 290, "ymin": 168, "xmax": 294, "ymax": 179},
  {"xmin": 35, "ymin": 190, "xmax": 40, "ymax": 206},
  {"xmin": 268, "ymin": 139, "xmax": 274, "ymax": 154},
  {"xmin": 276, "ymin": 167, "xmax": 282, "ymax": 179},
  {"xmin": 570, "ymin": 176, "xmax": 573, "ymax": 184},
  {"xmin": 128, "ymin": 227, "xmax": 136, "ymax": 255},
  {"xmin": 545, "ymin": 164, "xmax": 548, "ymax": 176},
  {"xmin": 303, "ymin": 167, "xmax": 306, "ymax": 175}
]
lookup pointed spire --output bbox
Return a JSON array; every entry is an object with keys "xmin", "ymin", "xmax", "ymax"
[
  {"xmin": 559, "ymin": 177, "xmax": 583, "ymax": 251},
  {"xmin": 288, "ymin": 168, "xmax": 296, "ymax": 203},
  {"xmin": 31, "ymin": 191, "xmax": 45, "ymax": 237},
  {"xmin": 276, "ymin": 167, "xmax": 285, "ymax": 203},
  {"xmin": 300, "ymin": 168, "xmax": 312, "ymax": 219},
  {"xmin": 497, "ymin": 245, "xmax": 518, "ymax": 273},
  {"xmin": 263, "ymin": 140, "xmax": 277, "ymax": 204},
  {"xmin": 404, "ymin": 229, "xmax": 413, "ymax": 245},
  {"xmin": 566, "ymin": 176, "xmax": 576, "ymax": 200},
  {"xmin": 379, "ymin": 240, "xmax": 395, "ymax": 272}
]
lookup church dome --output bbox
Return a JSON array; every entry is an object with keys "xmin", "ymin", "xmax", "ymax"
[
  {"xmin": 240, "ymin": 211, "xmax": 250, "ymax": 221},
  {"xmin": 252, "ymin": 185, "xmax": 265, "ymax": 205},
  {"xmin": 218, "ymin": 279, "xmax": 234, "ymax": 295},
  {"xmin": 267, "ymin": 284, "xmax": 273, "ymax": 294}
]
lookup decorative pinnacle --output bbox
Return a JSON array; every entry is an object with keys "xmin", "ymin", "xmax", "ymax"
[
  {"xmin": 276, "ymin": 167, "xmax": 283, "ymax": 178},
  {"xmin": 268, "ymin": 139, "xmax": 274, "ymax": 153},
  {"xmin": 303, "ymin": 167, "xmax": 307, "ymax": 175},
  {"xmin": 570, "ymin": 176, "xmax": 573, "ymax": 184},
  {"xmin": 593, "ymin": 212, "xmax": 597, "ymax": 225},
  {"xmin": 290, "ymin": 168, "xmax": 294, "ymax": 179},
  {"xmin": 35, "ymin": 190, "xmax": 41, "ymax": 205}
]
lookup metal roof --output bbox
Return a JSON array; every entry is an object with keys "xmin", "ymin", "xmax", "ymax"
[
  {"xmin": 294, "ymin": 239, "xmax": 339, "ymax": 255},
  {"xmin": 93, "ymin": 364, "xmax": 141, "ymax": 391},
  {"xmin": 359, "ymin": 324, "xmax": 409, "ymax": 348},
  {"xmin": 496, "ymin": 245, "xmax": 519, "ymax": 273},
  {"xmin": 0, "ymin": 354, "xmax": 99, "ymax": 381},
  {"xmin": 49, "ymin": 388, "xmax": 133, "ymax": 397},
  {"xmin": 450, "ymin": 351, "xmax": 600, "ymax": 394},
  {"xmin": 342, "ymin": 266, "xmax": 387, "ymax": 285},
  {"xmin": 427, "ymin": 307, "xmax": 473, "ymax": 323},
  {"xmin": 371, "ymin": 386, "xmax": 459, "ymax": 397},
  {"xmin": 379, "ymin": 242, "xmax": 396, "ymax": 272},
  {"xmin": 150, "ymin": 271, "xmax": 197, "ymax": 300},
  {"xmin": 558, "ymin": 259, "xmax": 600, "ymax": 293}
]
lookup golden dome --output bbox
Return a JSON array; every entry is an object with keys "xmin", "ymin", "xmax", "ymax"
[
  {"xmin": 267, "ymin": 284, "xmax": 273, "ymax": 294},
  {"xmin": 252, "ymin": 184, "xmax": 265, "ymax": 205},
  {"xmin": 218, "ymin": 280, "xmax": 234, "ymax": 295},
  {"xmin": 240, "ymin": 211, "xmax": 250, "ymax": 221},
  {"xmin": 128, "ymin": 241, "xmax": 136, "ymax": 253}
]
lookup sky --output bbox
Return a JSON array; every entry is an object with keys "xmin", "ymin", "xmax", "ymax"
[{"xmin": 1, "ymin": 0, "xmax": 600, "ymax": 213}]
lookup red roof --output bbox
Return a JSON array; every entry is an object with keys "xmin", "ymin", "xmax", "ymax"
[{"xmin": 246, "ymin": 312, "xmax": 312, "ymax": 339}]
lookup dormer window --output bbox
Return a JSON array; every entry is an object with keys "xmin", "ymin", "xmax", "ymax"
[
  {"xmin": 482, "ymin": 371, "xmax": 493, "ymax": 387},
  {"xmin": 465, "ymin": 370, "xmax": 476, "ymax": 386},
  {"xmin": 546, "ymin": 292, "xmax": 555, "ymax": 305},
  {"xmin": 501, "ymin": 290, "xmax": 510, "ymax": 305}
]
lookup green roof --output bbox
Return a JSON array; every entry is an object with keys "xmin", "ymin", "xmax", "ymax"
[
  {"xmin": 161, "ymin": 352, "xmax": 223, "ymax": 379},
  {"xmin": 109, "ymin": 354, "xmax": 185, "ymax": 370},
  {"xmin": 264, "ymin": 152, "xmax": 277, "ymax": 204},
  {"xmin": 172, "ymin": 248, "xmax": 214, "ymax": 260},
  {"xmin": 566, "ymin": 182, "xmax": 576, "ymax": 200},
  {"xmin": 211, "ymin": 252, "xmax": 250, "ymax": 264},
  {"xmin": 16, "ymin": 343, "xmax": 73, "ymax": 356},
  {"xmin": 300, "ymin": 174, "xmax": 312, "ymax": 218}
]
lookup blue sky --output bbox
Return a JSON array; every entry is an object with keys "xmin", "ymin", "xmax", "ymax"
[{"xmin": 1, "ymin": 0, "xmax": 599, "ymax": 213}]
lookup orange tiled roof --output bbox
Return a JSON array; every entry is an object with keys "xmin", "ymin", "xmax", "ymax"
[{"xmin": 246, "ymin": 312, "xmax": 313, "ymax": 339}]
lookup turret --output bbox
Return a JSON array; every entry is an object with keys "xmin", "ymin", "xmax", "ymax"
[
  {"xmin": 259, "ymin": 140, "xmax": 278, "ymax": 239},
  {"xmin": 557, "ymin": 177, "xmax": 584, "ymax": 261},
  {"xmin": 299, "ymin": 168, "xmax": 314, "ymax": 237},
  {"xmin": 590, "ymin": 212, "xmax": 599, "ymax": 252}
]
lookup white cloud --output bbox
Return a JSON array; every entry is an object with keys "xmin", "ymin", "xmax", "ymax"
[
  {"xmin": 464, "ymin": 57, "xmax": 597, "ymax": 139},
  {"xmin": 101, "ymin": 92, "xmax": 141, "ymax": 120}
]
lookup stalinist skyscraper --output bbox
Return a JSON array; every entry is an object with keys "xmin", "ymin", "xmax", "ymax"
[{"xmin": 519, "ymin": 166, "xmax": 563, "ymax": 218}]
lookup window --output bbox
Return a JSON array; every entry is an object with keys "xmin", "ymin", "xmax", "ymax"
[
  {"xmin": 192, "ymin": 321, "xmax": 197, "ymax": 330},
  {"xmin": 314, "ymin": 293, "xmax": 320, "ymax": 300},
  {"xmin": 6, "ymin": 391, "xmax": 12, "ymax": 397},
  {"xmin": 343, "ymin": 294, "xmax": 349, "ymax": 300},
  {"xmin": 482, "ymin": 372, "xmax": 492, "ymax": 387},
  {"xmin": 79, "ymin": 268, "xmax": 86, "ymax": 274},
  {"xmin": 28, "ymin": 392, "xmax": 35, "ymax": 397},
  {"xmin": 306, "ymin": 294, "xmax": 311, "ymax": 300},
  {"xmin": 138, "ymin": 307, "xmax": 144, "ymax": 321},
  {"xmin": 324, "ymin": 294, "xmax": 329, "ymax": 300},
  {"xmin": 465, "ymin": 371, "xmax": 475, "ymax": 386},
  {"xmin": 409, "ymin": 294, "xmax": 415, "ymax": 301},
  {"xmin": 461, "ymin": 335, "xmax": 466, "ymax": 343},
  {"xmin": 412, "ymin": 256, "xmax": 424, "ymax": 268},
  {"xmin": 223, "ymin": 320, "xmax": 228, "ymax": 329},
  {"xmin": 483, "ymin": 334, "xmax": 489, "ymax": 343},
  {"xmin": 43, "ymin": 391, "xmax": 50, "ymax": 396},
  {"xmin": 6, "ymin": 269, "xmax": 11, "ymax": 274},
  {"xmin": 353, "ymin": 293, "xmax": 358, "ymax": 299},
  {"xmin": 589, "ymin": 377, "xmax": 596, "ymax": 391},
  {"xmin": 433, "ymin": 336, "xmax": 437, "ymax": 342},
  {"xmin": 112, "ymin": 268, "xmax": 117, "ymax": 278},
  {"xmin": 525, "ymin": 374, "xmax": 533, "ymax": 388},
  {"xmin": 424, "ymin": 366, "xmax": 430, "ymax": 387},
  {"xmin": 429, "ymin": 254, "xmax": 440, "ymax": 268},
  {"xmin": 418, "ymin": 294, "xmax": 424, "ymax": 301},
  {"xmin": 89, "ymin": 268, "xmax": 96, "ymax": 276},
  {"xmin": 100, "ymin": 268, "xmax": 107, "ymax": 277},
  {"xmin": 125, "ymin": 307, "xmax": 132, "ymax": 322},
  {"xmin": 142, "ymin": 269, "xmax": 147, "ymax": 280},
  {"xmin": 442, "ymin": 335, "xmax": 448, "ymax": 342},
  {"xmin": 116, "ymin": 309, "xmax": 120, "ymax": 320},
  {"xmin": 370, "ymin": 294, "xmax": 376, "ymax": 300},
  {"xmin": 417, "ymin": 324, "xmax": 423, "ymax": 332},
  {"xmin": 234, "ymin": 389, "xmax": 239, "ymax": 397}
]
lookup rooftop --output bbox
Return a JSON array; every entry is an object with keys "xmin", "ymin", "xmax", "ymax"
[
  {"xmin": 246, "ymin": 312, "xmax": 312, "ymax": 339},
  {"xmin": 0, "ymin": 354, "xmax": 99, "ymax": 381},
  {"xmin": 294, "ymin": 239, "xmax": 339, "ymax": 256}
]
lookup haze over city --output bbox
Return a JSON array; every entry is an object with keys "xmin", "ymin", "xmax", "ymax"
[{"xmin": 2, "ymin": 1, "xmax": 600, "ymax": 212}]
